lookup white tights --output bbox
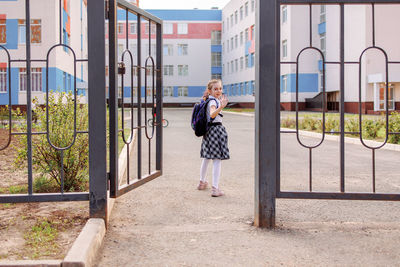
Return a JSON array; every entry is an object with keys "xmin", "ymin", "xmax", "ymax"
[{"xmin": 200, "ymin": 158, "xmax": 221, "ymax": 189}]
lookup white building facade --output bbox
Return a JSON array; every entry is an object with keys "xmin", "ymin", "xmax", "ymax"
[
  {"xmin": 223, "ymin": 2, "xmax": 400, "ymax": 113},
  {"xmin": 0, "ymin": 0, "xmax": 88, "ymax": 107}
]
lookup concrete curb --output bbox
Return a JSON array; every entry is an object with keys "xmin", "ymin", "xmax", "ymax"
[
  {"xmin": 62, "ymin": 219, "xmax": 106, "ymax": 267},
  {"xmin": 224, "ymin": 111, "xmax": 400, "ymax": 152}
]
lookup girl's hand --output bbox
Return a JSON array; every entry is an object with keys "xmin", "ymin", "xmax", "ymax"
[{"xmin": 220, "ymin": 94, "xmax": 228, "ymax": 109}]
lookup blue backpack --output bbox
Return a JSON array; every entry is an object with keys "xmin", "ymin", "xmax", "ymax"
[{"xmin": 191, "ymin": 98, "xmax": 218, "ymax": 137}]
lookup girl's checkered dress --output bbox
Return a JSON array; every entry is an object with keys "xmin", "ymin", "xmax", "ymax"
[{"xmin": 200, "ymin": 124, "xmax": 230, "ymax": 160}]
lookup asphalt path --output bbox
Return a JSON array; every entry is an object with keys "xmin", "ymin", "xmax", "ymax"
[{"xmin": 95, "ymin": 108, "xmax": 400, "ymax": 266}]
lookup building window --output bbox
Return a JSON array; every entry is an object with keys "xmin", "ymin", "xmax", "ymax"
[
  {"xmin": 178, "ymin": 65, "xmax": 188, "ymax": 76},
  {"xmin": 227, "ymin": 62, "xmax": 229, "ymax": 74},
  {"xmin": 163, "ymin": 65, "xmax": 173, "ymax": 76},
  {"xmin": 222, "ymin": 64, "xmax": 225, "ymax": 75},
  {"xmin": 19, "ymin": 68, "xmax": 42, "ymax": 92},
  {"xmin": 222, "ymin": 42, "xmax": 224, "ymax": 54},
  {"xmin": 235, "ymin": 11, "xmax": 238, "ymax": 24},
  {"xmin": 0, "ymin": 68, "xmax": 6, "ymax": 92},
  {"xmin": 226, "ymin": 18, "xmax": 229, "ymax": 30},
  {"xmin": 163, "ymin": 44, "xmax": 173, "ymax": 56},
  {"xmin": 250, "ymin": 53, "xmax": 255, "ymax": 67},
  {"xmin": 282, "ymin": 40, "xmax": 287, "ymax": 58},
  {"xmin": 245, "ymin": 2, "xmax": 249, "ymax": 16},
  {"xmin": 177, "ymin": 23, "xmax": 188, "ymax": 34},
  {"xmin": 245, "ymin": 28, "xmax": 249, "ymax": 42},
  {"xmin": 222, "ymin": 21, "xmax": 224, "ymax": 33},
  {"xmin": 235, "ymin": 35, "xmax": 238, "ymax": 48},
  {"xmin": 178, "ymin": 86, "xmax": 188, "ymax": 96},
  {"xmin": 319, "ymin": 72, "xmax": 324, "ymax": 92},
  {"xmin": 130, "ymin": 23, "xmax": 137, "ymax": 34},
  {"xmin": 163, "ymin": 86, "xmax": 173, "ymax": 97},
  {"xmin": 251, "ymin": 25, "xmax": 255, "ymax": 40},
  {"xmin": 211, "ymin": 30, "xmax": 221, "ymax": 45},
  {"xmin": 230, "ymin": 14, "xmax": 234, "ymax": 26},
  {"xmin": 240, "ymin": 57, "xmax": 244, "ymax": 70},
  {"xmin": 235, "ymin": 59, "xmax": 238, "ymax": 72},
  {"xmin": 320, "ymin": 5, "xmax": 326, "ymax": 23},
  {"xmin": 240, "ymin": 6, "xmax": 244, "ymax": 20},
  {"xmin": 251, "ymin": 80, "xmax": 255, "ymax": 95},
  {"xmin": 18, "ymin": 22, "xmax": 26, "ymax": 44},
  {"xmin": 282, "ymin": 5, "xmax": 288, "ymax": 23},
  {"xmin": 378, "ymin": 83, "xmax": 395, "ymax": 110},
  {"xmin": 282, "ymin": 75, "xmax": 288, "ymax": 93},
  {"xmin": 0, "ymin": 19, "xmax": 6, "ymax": 44},
  {"xmin": 177, "ymin": 44, "xmax": 188, "ymax": 55},
  {"xmin": 211, "ymin": 52, "xmax": 222, "ymax": 67},
  {"xmin": 320, "ymin": 33, "xmax": 326, "ymax": 56},
  {"xmin": 18, "ymin": 19, "xmax": 42, "ymax": 45},
  {"xmin": 251, "ymin": 0, "xmax": 255, "ymax": 12},
  {"xmin": 145, "ymin": 24, "xmax": 156, "ymax": 34},
  {"xmin": 230, "ymin": 37, "xmax": 234, "ymax": 50},
  {"xmin": 118, "ymin": 23, "xmax": 124, "ymax": 34},
  {"xmin": 240, "ymin": 31, "xmax": 243, "ymax": 45},
  {"xmin": 163, "ymin": 23, "xmax": 173, "ymax": 34},
  {"xmin": 211, "ymin": 74, "xmax": 221, "ymax": 80},
  {"xmin": 245, "ymin": 55, "xmax": 249, "ymax": 68}
]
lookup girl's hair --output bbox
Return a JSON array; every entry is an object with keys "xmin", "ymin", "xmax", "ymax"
[{"xmin": 202, "ymin": 79, "xmax": 222, "ymax": 100}]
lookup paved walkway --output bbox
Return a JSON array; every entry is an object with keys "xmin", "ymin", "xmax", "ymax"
[{"xmin": 95, "ymin": 109, "xmax": 400, "ymax": 266}]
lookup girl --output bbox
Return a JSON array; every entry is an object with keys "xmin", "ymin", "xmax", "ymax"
[{"xmin": 197, "ymin": 79, "xmax": 229, "ymax": 197}]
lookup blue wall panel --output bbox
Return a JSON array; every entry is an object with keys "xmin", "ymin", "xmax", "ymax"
[
  {"xmin": 5, "ymin": 19, "xmax": 18, "ymax": 50},
  {"xmin": 280, "ymin": 73, "xmax": 318, "ymax": 93},
  {"xmin": 188, "ymin": 86, "xmax": 203, "ymax": 97},
  {"xmin": 117, "ymin": 9, "xmax": 221, "ymax": 21},
  {"xmin": 318, "ymin": 22, "xmax": 326, "ymax": 35},
  {"xmin": 211, "ymin": 45, "xmax": 221, "ymax": 53},
  {"xmin": 211, "ymin": 67, "xmax": 222, "ymax": 74}
]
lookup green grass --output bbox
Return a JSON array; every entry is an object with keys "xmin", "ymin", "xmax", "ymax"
[{"xmin": 24, "ymin": 218, "xmax": 59, "ymax": 259}]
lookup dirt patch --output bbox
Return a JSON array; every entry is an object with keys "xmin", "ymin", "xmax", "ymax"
[{"xmin": 0, "ymin": 129, "xmax": 89, "ymax": 260}]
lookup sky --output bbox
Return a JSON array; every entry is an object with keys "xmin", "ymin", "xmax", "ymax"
[{"xmin": 139, "ymin": 0, "xmax": 230, "ymax": 10}]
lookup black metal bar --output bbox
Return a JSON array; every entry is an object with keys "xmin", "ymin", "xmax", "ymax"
[
  {"xmin": 0, "ymin": 193, "xmax": 89, "ymax": 203},
  {"xmin": 137, "ymin": 14, "xmax": 142, "ymax": 180},
  {"xmin": 60, "ymin": 151, "xmax": 64, "ymax": 193},
  {"xmin": 88, "ymin": 0, "xmax": 107, "ymax": 220},
  {"xmin": 372, "ymin": 149, "xmax": 376, "ymax": 193},
  {"xmin": 116, "ymin": 171, "xmax": 161, "ymax": 197},
  {"xmin": 372, "ymin": 3, "xmax": 375, "ymax": 47},
  {"xmin": 0, "ymin": 46, "xmax": 12, "ymax": 151},
  {"xmin": 254, "ymin": 0, "xmax": 277, "ymax": 228},
  {"xmin": 109, "ymin": 0, "xmax": 119, "ymax": 198},
  {"xmin": 278, "ymin": 191, "xmax": 400, "ymax": 201},
  {"xmin": 309, "ymin": 148, "xmax": 312, "ymax": 191},
  {"xmin": 25, "ymin": 0, "xmax": 33, "ymax": 195},
  {"xmin": 156, "ymin": 22, "xmax": 163, "ymax": 172},
  {"xmin": 339, "ymin": 3, "xmax": 345, "ymax": 193},
  {"xmin": 59, "ymin": 0, "xmax": 62, "ymax": 44},
  {"xmin": 309, "ymin": 4, "xmax": 312, "ymax": 47}
]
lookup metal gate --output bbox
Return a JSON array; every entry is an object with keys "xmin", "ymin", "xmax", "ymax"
[
  {"xmin": 0, "ymin": 0, "xmax": 162, "ymax": 221},
  {"xmin": 256, "ymin": 0, "xmax": 400, "ymax": 228},
  {"xmin": 107, "ymin": 0, "xmax": 163, "ymax": 198}
]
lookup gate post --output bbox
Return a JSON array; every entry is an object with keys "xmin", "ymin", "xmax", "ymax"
[
  {"xmin": 88, "ymin": 0, "xmax": 108, "ymax": 220},
  {"xmin": 254, "ymin": 0, "xmax": 279, "ymax": 228}
]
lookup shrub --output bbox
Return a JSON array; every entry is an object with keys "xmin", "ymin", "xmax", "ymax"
[
  {"xmin": 14, "ymin": 93, "xmax": 89, "ymax": 192},
  {"xmin": 324, "ymin": 115, "xmax": 340, "ymax": 133},
  {"xmin": 389, "ymin": 112, "xmax": 400, "ymax": 144},
  {"xmin": 345, "ymin": 117, "xmax": 359, "ymax": 137},
  {"xmin": 281, "ymin": 117, "xmax": 296, "ymax": 129},
  {"xmin": 362, "ymin": 118, "xmax": 384, "ymax": 139},
  {"xmin": 300, "ymin": 115, "xmax": 321, "ymax": 131}
]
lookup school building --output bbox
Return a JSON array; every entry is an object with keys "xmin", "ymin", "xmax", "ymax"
[
  {"xmin": 2, "ymin": 0, "xmax": 400, "ymax": 113},
  {"xmin": 0, "ymin": 0, "xmax": 88, "ymax": 107}
]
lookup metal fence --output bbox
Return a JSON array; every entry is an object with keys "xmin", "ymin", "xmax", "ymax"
[
  {"xmin": 107, "ymin": 0, "xmax": 163, "ymax": 198},
  {"xmin": 256, "ymin": 0, "xmax": 400, "ymax": 228},
  {"xmin": 0, "ymin": 0, "xmax": 163, "ymax": 220}
]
